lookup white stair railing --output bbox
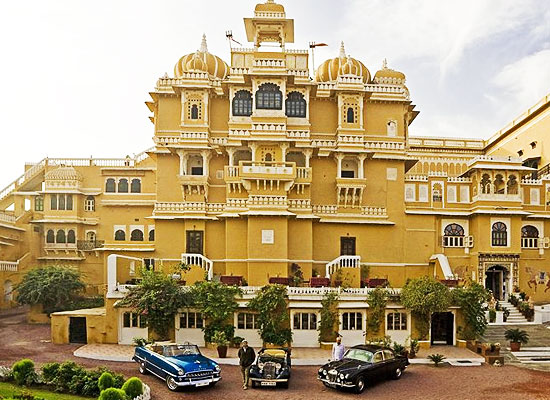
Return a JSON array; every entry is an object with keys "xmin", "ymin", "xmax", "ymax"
[
  {"xmin": 325, "ymin": 255, "xmax": 361, "ymax": 278},
  {"xmin": 182, "ymin": 253, "xmax": 213, "ymax": 280}
]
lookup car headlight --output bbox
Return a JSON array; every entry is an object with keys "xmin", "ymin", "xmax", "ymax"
[
  {"xmin": 215, "ymin": 365, "xmax": 221, "ymax": 372},
  {"xmin": 319, "ymin": 368, "xmax": 323, "ymax": 373},
  {"xmin": 323, "ymin": 370, "xmax": 327, "ymax": 376},
  {"xmin": 339, "ymin": 373, "xmax": 345, "ymax": 380},
  {"xmin": 178, "ymin": 369, "xmax": 184, "ymax": 376},
  {"xmin": 275, "ymin": 363, "xmax": 282, "ymax": 370},
  {"xmin": 345, "ymin": 373, "xmax": 350, "ymax": 379}
]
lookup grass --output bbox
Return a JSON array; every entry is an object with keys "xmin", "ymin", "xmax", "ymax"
[{"xmin": 0, "ymin": 381, "xmax": 91, "ymax": 399}]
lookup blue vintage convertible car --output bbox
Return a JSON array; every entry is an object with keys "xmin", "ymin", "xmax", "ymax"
[{"xmin": 133, "ymin": 342, "xmax": 221, "ymax": 391}]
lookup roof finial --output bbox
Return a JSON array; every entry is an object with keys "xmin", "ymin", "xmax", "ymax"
[
  {"xmin": 340, "ymin": 41, "xmax": 346, "ymax": 59},
  {"xmin": 382, "ymin": 58, "xmax": 388, "ymax": 69},
  {"xmin": 200, "ymin": 34, "xmax": 208, "ymax": 53},
  {"xmin": 267, "ymin": 0, "xmax": 275, "ymax": 3}
]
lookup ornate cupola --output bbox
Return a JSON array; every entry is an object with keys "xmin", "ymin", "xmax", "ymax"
[
  {"xmin": 174, "ymin": 35, "xmax": 229, "ymax": 80},
  {"xmin": 244, "ymin": 0, "xmax": 295, "ymax": 49}
]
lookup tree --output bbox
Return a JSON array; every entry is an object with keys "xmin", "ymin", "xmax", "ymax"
[
  {"xmin": 400, "ymin": 276, "xmax": 451, "ymax": 340},
  {"xmin": 190, "ymin": 281, "xmax": 242, "ymax": 343},
  {"xmin": 248, "ymin": 284, "xmax": 292, "ymax": 346},
  {"xmin": 453, "ymin": 282, "xmax": 490, "ymax": 340},
  {"xmin": 117, "ymin": 268, "xmax": 191, "ymax": 340},
  {"xmin": 15, "ymin": 265, "xmax": 85, "ymax": 314}
]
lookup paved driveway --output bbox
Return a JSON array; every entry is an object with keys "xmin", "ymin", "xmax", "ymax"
[{"xmin": 1, "ymin": 311, "xmax": 550, "ymax": 399}]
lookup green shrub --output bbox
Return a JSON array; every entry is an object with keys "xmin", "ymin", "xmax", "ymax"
[
  {"xmin": 40, "ymin": 362, "xmax": 60, "ymax": 384},
  {"xmin": 98, "ymin": 372, "xmax": 115, "ymax": 391},
  {"xmin": 12, "ymin": 359, "xmax": 37, "ymax": 386},
  {"xmin": 427, "ymin": 353, "xmax": 446, "ymax": 367},
  {"xmin": 98, "ymin": 387, "xmax": 128, "ymax": 400},
  {"xmin": 122, "ymin": 377, "xmax": 144, "ymax": 399},
  {"xmin": 52, "ymin": 361, "xmax": 85, "ymax": 392}
]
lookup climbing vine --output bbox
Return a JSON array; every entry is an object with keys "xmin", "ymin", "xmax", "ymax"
[
  {"xmin": 248, "ymin": 284, "xmax": 292, "ymax": 346},
  {"xmin": 318, "ymin": 291, "xmax": 340, "ymax": 342},
  {"xmin": 366, "ymin": 288, "xmax": 388, "ymax": 336}
]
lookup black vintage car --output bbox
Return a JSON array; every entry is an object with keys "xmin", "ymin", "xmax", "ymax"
[
  {"xmin": 318, "ymin": 345, "xmax": 409, "ymax": 394},
  {"xmin": 249, "ymin": 348, "xmax": 291, "ymax": 388}
]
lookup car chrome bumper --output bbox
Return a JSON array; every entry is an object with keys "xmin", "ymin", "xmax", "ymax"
[
  {"xmin": 176, "ymin": 376, "xmax": 221, "ymax": 387},
  {"xmin": 250, "ymin": 378, "xmax": 289, "ymax": 383},
  {"xmin": 318, "ymin": 377, "xmax": 355, "ymax": 388}
]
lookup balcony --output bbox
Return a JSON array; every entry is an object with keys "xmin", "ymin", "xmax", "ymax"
[
  {"xmin": 77, "ymin": 240, "xmax": 105, "ymax": 251},
  {"xmin": 472, "ymin": 193, "xmax": 522, "ymax": 202},
  {"xmin": 336, "ymin": 178, "xmax": 367, "ymax": 207},
  {"xmin": 0, "ymin": 261, "xmax": 18, "ymax": 272}
]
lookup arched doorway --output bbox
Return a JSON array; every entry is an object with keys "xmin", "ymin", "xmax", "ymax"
[{"xmin": 485, "ymin": 265, "xmax": 509, "ymax": 300}]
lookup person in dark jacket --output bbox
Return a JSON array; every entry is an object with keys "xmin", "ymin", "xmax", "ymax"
[{"xmin": 238, "ymin": 340, "xmax": 256, "ymax": 389}]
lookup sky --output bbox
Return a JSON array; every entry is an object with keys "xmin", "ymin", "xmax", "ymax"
[{"xmin": 0, "ymin": 0, "xmax": 549, "ymax": 186}]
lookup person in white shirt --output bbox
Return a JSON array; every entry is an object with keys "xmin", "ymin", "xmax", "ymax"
[{"xmin": 332, "ymin": 336, "xmax": 345, "ymax": 361}]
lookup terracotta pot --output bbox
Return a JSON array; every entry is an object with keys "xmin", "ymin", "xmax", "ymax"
[
  {"xmin": 217, "ymin": 345, "xmax": 228, "ymax": 358},
  {"xmin": 510, "ymin": 342, "xmax": 521, "ymax": 352}
]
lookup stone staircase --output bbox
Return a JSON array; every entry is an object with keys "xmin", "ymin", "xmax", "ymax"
[{"xmin": 498, "ymin": 300, "xmax": 528, "ymax": 324}]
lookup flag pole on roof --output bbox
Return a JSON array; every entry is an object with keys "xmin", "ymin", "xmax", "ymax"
[{"xmin": 309, "ymin": 42, "xmax": 328, "ymax": 76}]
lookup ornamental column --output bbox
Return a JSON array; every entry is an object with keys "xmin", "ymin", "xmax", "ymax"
[
  {"xmin": 335, "ymin": 153, "xmax": 344, "ymax": 178},
  {"xmin": 226, "ymin": 147, "xmax": 236, "ymax": 167},
  {"xmin": 357, "ymin": 154, "xmax": 367, "ymax": 179},
  {"xmin": 303, "ymin": 149, "xmax": 313, "ymax": 168}
]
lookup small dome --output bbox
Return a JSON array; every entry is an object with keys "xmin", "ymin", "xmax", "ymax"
[
  {"xmin": 373, "ymin": 59, "xmax": 406, "ymax": 85},
  {"xmin": 255, "ymin": 0, "xmax": 285, "ymax": 13},
  {"xmin": 174, "ymin": 35, "xmax": 229, "ymax": 80},
  {"xmin": 45, "ymin": 166, "xmax": 82, "ymax": 181},
  {"xmin": 315, "ymin": 42, "xmax": 370, "ymax": 84}
]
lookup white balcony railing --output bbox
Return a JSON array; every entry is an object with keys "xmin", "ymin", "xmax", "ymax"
[
  {"xmin": 0, "ymin": 261, "xmax": 18, "ymax": 272},
  {"xmin": 326, "ymin": 255, "xmax": 361, "ymax": 278},
  {"xmin": 182, "ymin": 253, "xmax": 213, "ymax": 280}
]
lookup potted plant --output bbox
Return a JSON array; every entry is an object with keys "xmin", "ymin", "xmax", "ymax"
[
  {"xmin": 503, "ymin": 308, "xmax": 510, "ymax": 322},
  {"xmin": 172, "ymin": 262, "xmax": 191, "ymax": 285},
  {"xmin": 409, "ymin": 339, "xmax": 419, "ymax": 359},
  {"xmin": 212, "ymin": 330, "xmax": 229, "ymax": 358},
  {"xmin": 504, "ymin": 328, "xmax": 529, "ymax": 351},
  {"xmin": 488, "ymin": 309, "xmax": 496, "ymax": 323}
]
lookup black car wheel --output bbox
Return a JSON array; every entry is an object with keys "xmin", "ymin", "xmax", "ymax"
[
  {"xmin": 393, "ymin": 367, "xmax": 403, "ymax": 380},
  {"xmin": 281, "ymin": 381, "xmax": 289, "ymax": 389},
  {"xmin": 355, "ymin": 377, "xmax": 366, "ymax": 394},
  {"xmin": 138, "ymin": 361, "xmax": 148, "ymax": 375},
  {"xmin": 166, "ymin": 376, "xmax": 179, "ymax": 391},
  {"xmin": 251, "ymin": 381, "xmax": 257, "ymax": 388}
]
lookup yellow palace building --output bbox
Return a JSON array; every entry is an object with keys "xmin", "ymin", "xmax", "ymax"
[{"xmin": 1, "ymin": 1, "xmax": 550, "ymax": 347}]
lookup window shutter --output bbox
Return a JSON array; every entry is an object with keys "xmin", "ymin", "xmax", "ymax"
[
  {"xmin": 538, "ymin": 237, "xmax": 550, "ymax": 249},
  {"xmin": 465, "ymin": 235, "xmax": 474, "ymax": 248}
]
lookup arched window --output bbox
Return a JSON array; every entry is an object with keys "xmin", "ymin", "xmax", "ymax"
[
  {"xmin": 56, "ymin": 230, "xmax": 66, "ymax": 244},
  {"xmin": 115, "ymin": 229, "xmax": 126, "ymax": 241},
  {"xmin": 85, "ymin": 196, "xmax": 95, "ymax": 212},
  {"xmin": 285, "ymin": 92, "xmax": 306, "ymax": 117},
  {"xmin": 35, "ymin": 196, "xmax": 44, "ymax": 212},
  {"xmin": 190, "ymin": 104, "xmax": 199, "ymax": 119},
  {"xmin": 50, "ymin": 195, "xmax": 57, "ymax": 210},
  {"xmin": 131, "ymin": 179, "xmax": 141, "ymax": 193},
  {"xmin": 118, "ymin": 178, "xmax": 129, "ymax": 193},
  {"xmin": 58, "ymin": 195, "xmax": 66, "ymax": 210},
  {"xmin": 443, "ymin": 223, "xmax": 465, "ymax": 247},
  {"xmin": 131, "ymin": 229, "xmax": 144, "ymax": 241},
  {"xmin": 492, "ymin": 222, "xmax": 507, "ymax": 247},
  {"xmin": 346, "ymin": 107, "xmax": 355, "ymax": 123},
  {"xmin": 494, "ymin": 174, "xmax": 505, "ymax": 194},
  {"xmin": 481, "ymin": 174, "xmax": 491, "ymax": 194},
  {"xmin": 432, "ymin": 183, "xmax": 443, "ymax": 202},
  {"xmin": 66, "ymin": 195, "xmax": 73, "ymax": 210},
  {"xmin": 46, "ymin": 230, "xmax": 55, "ymax": 243},
  {"xmin": 67, "ymin": 230, "xmax": 76, "ymax": 244},
  {"xmin": 264, "ymin": 153, "xmax": 272, "ymax": 162},
  {"xmin": 507, "ymin": 175, "xmax": 518, "ymax": 195},
  {"xmin": 86, "ymin": 231, "xmax": 96, "ymax": 242},
  {"xmin": 148, "ymin": 229, "xmax": 155, "ymax": 241},
  {"xmin": 105, "ymin": 178, "xmax": 116, "ymax": 193},
  {"xmin": 521, "ymin": 225, "xmax": 539, "ymax": 248},
  {"xmin": 232, "ymin": 90, "xmax": 253, "ymax": 116},
  {"xmin": 256, "ymin": 83, "xmax": 282, "ymax": 110}
]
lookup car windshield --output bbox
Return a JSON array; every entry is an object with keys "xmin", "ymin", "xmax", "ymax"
[
  {"xmin": 343, "ymin": 349, "xmax": 374, "ymax": 363},
  {"xmin": 163, "ymin": 344, "xmax": 200, "ymax": 357}
]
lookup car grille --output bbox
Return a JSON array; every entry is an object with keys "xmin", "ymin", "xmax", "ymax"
[
  {"xmin": 263, "ymin": 362, "xmax": 276, "ymax": 379},
  {"xmin": 328, "ymin": 370, "xmax": 337, "ymax": 383},
  {"xmin": 186, "ymin": 370, "xmax": 214, "ymax": 380}
]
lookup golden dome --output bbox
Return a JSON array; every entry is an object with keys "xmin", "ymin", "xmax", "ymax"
[
  {"xmin": 315, "ymin": 42, "xmax": 370, "ymax": 84},
  {"xmin": 373, "ymin": 59, "xmax": 406, "ymax": 85},
  {"xmin": 45, "ymin": 166, "xmax": 82, "ymax": 182},
  {"xmin": 255, "ymin": 0, "xmax": 285, "ymax": 13},
  {"xmin": 174, "ymin": 35, "xmax": 229, "ymax": 80}
]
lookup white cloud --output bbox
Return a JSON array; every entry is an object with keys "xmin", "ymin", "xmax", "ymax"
[{"xmin": 490, "ymin": 49, "xmax": 550, "ymax": 119}]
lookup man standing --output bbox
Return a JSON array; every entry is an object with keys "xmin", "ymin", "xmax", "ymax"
[
  {"xmin": 332, "ymin": 335, "xmax": 345, "ymax": 361},
  {"xmin": 238, "ymin": 339, "xmax": 256, "ymax": 390}
]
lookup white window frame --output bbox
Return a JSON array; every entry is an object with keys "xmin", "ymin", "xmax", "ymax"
[
  {"xmin": 114, "ymin": 225, "xmax": 127, "ymax": 241},
  {"xmin": 84, "ymin": 196, "xmax": 95, "ymax": 212},
  {"xmin": 530, "ymin": 188, "xmax": 540, "ymax": 205},
  {"xmin": 521, "ymin": 221, "xmax": 544, "ymax": 249},
  {"xmin": 404, "ymin": 184, "xmax": 416, "ymax": 202},
  {"xmin": 386, "ymin": 312, "xmax": 407, "ymax": 331},
  {"xmin": 292, "ymin": 312, "xmax": 318, "ymax": 330},
  {"xmin": 341, "ymin": 311, "xmax": 363, "ymax": 331},
  {"xmin": 490, "ymin": 218, "xmax": 511, "ymax": 248},
  {"xmin": 419, "ymin": 184, "xmax": 429, "ymax": 202},
  {"xmin": 460, "ymin": 185, "xmax": 470, "ymax": 203},
  {"xmin": 179, "ymin": 311, "xmax": 204, "ymax": 330},
  {"xmin": 237, "ymin": 312, "xmax": 259, "ymax": 330},
  {"xmin": 447, "ymin": 185, "xmax": 457, "ymax": 203}
]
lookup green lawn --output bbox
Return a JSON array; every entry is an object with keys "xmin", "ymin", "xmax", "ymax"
[{"xmin": 0, "ymin": 382, "xmax": 91, "ymax": 399}]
